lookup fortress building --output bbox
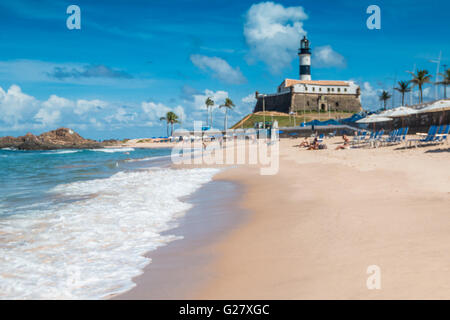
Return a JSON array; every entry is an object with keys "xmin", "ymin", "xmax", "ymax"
[{"xmin": 254, "ymin": 36, "xmax": 362, "ymax": 114}]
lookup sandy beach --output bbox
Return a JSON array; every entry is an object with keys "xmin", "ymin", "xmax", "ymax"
[{"xmin": 114, "ymin": 136, "xmax": 450, "ymax": 300}]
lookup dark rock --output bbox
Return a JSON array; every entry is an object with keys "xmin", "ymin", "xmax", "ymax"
[{"xmin": 0, "ymin": 128, "xmax": 105, "ymax": 150}]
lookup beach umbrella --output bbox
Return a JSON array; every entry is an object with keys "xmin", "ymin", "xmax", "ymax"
[
  {"xmin": 416, "ymin": 100, "xmax": 450, "ymax": 126},
  {"xmin": 381, "ymin": 106, "xmax": 418, "ymax": 117},
  {"xmin": 380, "ymin": 106, "xmax": 418, "ymax": 127},
  {"xmin": 416, "ymin": 100, "xmax": 450, "ymax": 113},
  {"xmin": 356, "ymin": 114, "xmax": 393, "ymax": 130},
  {"xmin": 356, "ymin": 115, "xmax": 393, "ymax": 123}
]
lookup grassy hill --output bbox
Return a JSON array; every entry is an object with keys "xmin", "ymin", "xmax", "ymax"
[{"xmin": 231, "ymin": 111, "xmax": 354, "ymax": 129}]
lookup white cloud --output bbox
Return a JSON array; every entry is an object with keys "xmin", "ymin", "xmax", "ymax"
[
  {"xmin": 42, "ymin": 95, "xmax": 74, "ymax": 110},
  {"xmin": 0, "ymin": 84, "xmax": 38, "ymax": 125},
  {"xmin": 33, "ymin": 95, "xmax": 109, "ymax": 126},
  {"xmin": 75, "ymin": 99, "xmax": 108, "ymax": 115},
  {"xmin": 35, "ymin": 95, "xmax": 75, "ymax": 126},
  {"xmin": 242, "ymin": 93, "xmax": 257, "ymax": 104},
  {"xmin": 34, "ymin": 108, "xmax": 61, "ymax": 126},
  {"xmin": 244, "ymin": 1, "xmax": 308, "ymax": 74},
  {"xmin": 312, "ymin": 45, "xmax": 346, "ymax": 68},
  {"xmin": 191, "ymin": 89, "xmax": 229, "ymax": 111},
  {"xmin": 106, "ymin": 107, "xmax": 137, "ymax": 124},
  {"xmin": 238, "ymin": 93, "xmax": 257, "ymax": 115},
  {"xmin": 360, "ymin": 82, "xmax": 383, "ymax": 110},
  {"xmin": 141, "ymin": 101, "xmax": 186, "ymax": 123},
  {"xmin": 190, "ymin": 55, "xmax": 246, "ymax": 84},
  {"xmin": 0, "ymin": 84, "xmax": 139, "ymax": 133}
]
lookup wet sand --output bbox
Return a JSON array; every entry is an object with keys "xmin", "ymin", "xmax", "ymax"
[
  {"xmin": 115, "ymin": 179, "xmax": 247, "ymax": 299},
  {"xmin": 116, "ymin": 137, "xmax": 450, "ymax": 299}
]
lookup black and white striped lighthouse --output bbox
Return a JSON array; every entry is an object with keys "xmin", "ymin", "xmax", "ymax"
[{"xmin": 298, "ymin": 35, "xmax": 311, "ymax": 81}]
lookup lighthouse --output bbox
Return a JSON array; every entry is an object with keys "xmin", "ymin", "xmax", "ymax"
[{"xmin": 298, "ymin": 35, "xmax": 311, "ymax": 80}]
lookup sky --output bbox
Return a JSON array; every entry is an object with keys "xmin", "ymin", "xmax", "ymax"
[{"xmin": 0, "ymin": 0, "xmax": 449, "ymax": 139}]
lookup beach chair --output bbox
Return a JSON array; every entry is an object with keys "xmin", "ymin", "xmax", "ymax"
[
  {"xmin": 359, "ymin": 130, "xmax": 381, "ymax": 148},
  {"xmin": 407, "ymin": 125, "xmax": 437, "ymax": 147},
  {"xmin": 433, "ymin": 125, "xmax": 449, "ymax": 144},
  {"xmin": 371, "ymin": 129, "xmax": 384, "ymax": 148},
  {"xmin": 420, "ymin": 125, "xmax": 444, "ymax": 146},
  {"xmin": 317, "ymin": 133, "xmax": 325, "ymax": 143},
  {"xmin": 383, "ymin": 128, "xmax": 408, "ymax": 146},
  {"xmin": 381, "ymin": 129, "xmax": 398, "ymax": 145},
  {"xmin": 328, "ymin": 130, "xmax": 337, "ymax": 138},
  {"xmin": 396, "ymin": 127, "xmax": 409, "ymax": 145},
  {"xmin": 351, "ymin": 131, "xmax": 367, "ymax": 146}
]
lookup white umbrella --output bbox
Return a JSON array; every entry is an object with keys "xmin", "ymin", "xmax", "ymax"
[
  {"xmin": 380, "ymin": 106, "xmax": 418, "ymax": 117},
  {"xmin": 356, "ymin": 115, "xmax": 393, "ymax": 123},
  {"xmin": 417, "ymin": 100, "xmax": 450, "ymax": 113}
]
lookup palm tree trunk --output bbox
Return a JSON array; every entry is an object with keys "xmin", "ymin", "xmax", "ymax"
[
  {"xmin": 402, "ymin": 93, "xmax": 405, "ymax": 106},
  {"xmin": 171, "ymin": 122, "xmax": 174, "ymax": 137},
  {"xmin": 419, "ymin": 85, "xmax": 423, "ymax": 103},
  {"xmin": 224, "ymin": 108, "xmax": 228, "ymax": 131},
  {"xmin": 166, "ymin": 123, "xmax": 169, "ymax": 137},
  {"xmin": 210, "ymin": 109, "xmax": 213, "ymax": 128}
]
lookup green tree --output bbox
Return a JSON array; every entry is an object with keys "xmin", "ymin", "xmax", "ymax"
[
  {"xmin": 160, "ymin": 111, "xmax": 179, "ymax": 137},
  {"xmin": 219, "ymin": 98, "xmax": 235, "ymax": 131},
  {"xmin": 437, "ymin": 68, "xmax": 450, "ymax": 99},
  {"xmin": 205, "ymin": 97, "xmax": 214, "ymax": 127},
  {"xmin": 394, "ymin": 80, "xmax": 411, "ymax": 106},
  {"xmin": 379, "ymin": 90, "xmax": 392, "ymax": 110},
  {"xmin": 409, "ymin": 69, "xmax": 432, "ymax": 103}
]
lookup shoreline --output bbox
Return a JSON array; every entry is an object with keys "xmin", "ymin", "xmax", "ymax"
[
  {"xmin": 116, "ymin": 137, "xmax": 449, "ymax": 299},
  {"xmin": 114, "ymin": 174, "xmax": 248, "ymax": 299}
]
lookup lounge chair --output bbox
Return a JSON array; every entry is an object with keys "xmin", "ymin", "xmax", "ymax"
[
  {"xmin": 317, "ymin": 133, "xmax": 325, "ymax": 143},
  {"xmin": 432, "ymin": 125, "xmax": 449, "ymax": 144},
  {"xmin": 407, "ymin": 125, "xmax": 437, "ymax": 147},
  {"xmin": 381, "ymin": 129, "xmax": 398, "ymax": 145},
  {"xmin": 396, "ymin": 127, "xmax": 409, "ymax": 145},
  {"xmin": 352, "ymin": 131, "xmax": 367, "ymax": 145},
  {"xmin": 328, "ymin": 130, "xmax": 337, "ymax": 138}
]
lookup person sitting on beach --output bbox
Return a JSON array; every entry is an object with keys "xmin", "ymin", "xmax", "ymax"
[
  {"xmin": 307, "ymin": 137, "xmax": 327, "ymax": 150},
  {"xmin": 335, "ymin": 134, "xmax": 351, "ymax": 150},
  {"xmin": 295, "ymin": 137, "xmax": 310, "ymax": 148}
]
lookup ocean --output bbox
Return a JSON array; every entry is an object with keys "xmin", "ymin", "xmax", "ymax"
[{"xmin": 0, "ymin": 147, "xmax": 220, "ymax": 299}]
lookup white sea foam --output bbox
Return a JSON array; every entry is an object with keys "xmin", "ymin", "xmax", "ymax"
[
  {"xmin": 124, "ymin": 154, "xmax": 172, "ymax": 162},
  {"xmin": 0, "ymin": 167, "xmax": 220, "ymax": 299},
  {"xmin": 41, "ymin": 150, "xmax": 80, "ymax": 155},
  {"xmin": 90, "ymin": 148, "xmax": 135, "ymax": 153}
]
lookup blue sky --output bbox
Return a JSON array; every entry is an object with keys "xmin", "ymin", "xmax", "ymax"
[{"xmin": 0, "ymin": 0, "xmax": 448, "ymax": 139}]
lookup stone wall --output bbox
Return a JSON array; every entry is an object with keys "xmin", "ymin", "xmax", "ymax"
[
  {"xmin": 254, "ymin": 92, "xmax": 362, "ymax": 114},
  {"xmin": 254, "ymin": 92, "xmax": 292, "ymax": 113},
  {"xmin": 291, "ymin": 93, "xmax": 362, "ymax": 113}
]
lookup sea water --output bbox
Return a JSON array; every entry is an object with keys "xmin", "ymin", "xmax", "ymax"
[{"xmin": 0, "ymin": 147, "xmax": 219, "ymax": 299}]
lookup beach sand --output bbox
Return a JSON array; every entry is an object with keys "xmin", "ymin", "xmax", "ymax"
[{"xmin": 117, "ymin": 137, "xmax": 450, "ymax": 299}]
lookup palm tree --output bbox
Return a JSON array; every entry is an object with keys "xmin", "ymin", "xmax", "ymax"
[
  {"xmin": 205, "ymin": 97, "xmax": 214, "ymax": 127},
  {"xmin": 379, "ymin": 90, "xmax": 392, "ymax": 110},
  {"xmin": 394, "ymin": 80, "xmax": 411, "ymax": 106},
  {"xmin": 409, "ymin": 69, "xmax": 432, "ymax": 103},
  {"xmin": 437, "ymin": 68, "xmax": 450, "ymax": 99},
  {"xmin": 159, "ymin": 116, "xmax": 169, "ymax": 137},
  {"xmin": 219, "ymin": 98, "xmax": 235, "ymax": 131},
  {"xmin": 160, "ymin": 111, "xmax": 179, "ymax": 137}
]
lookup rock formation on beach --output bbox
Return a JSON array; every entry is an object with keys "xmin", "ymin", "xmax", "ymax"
[{"xmin": 0, "ymin": 128, "xmax": 105, "ymax": 150}]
